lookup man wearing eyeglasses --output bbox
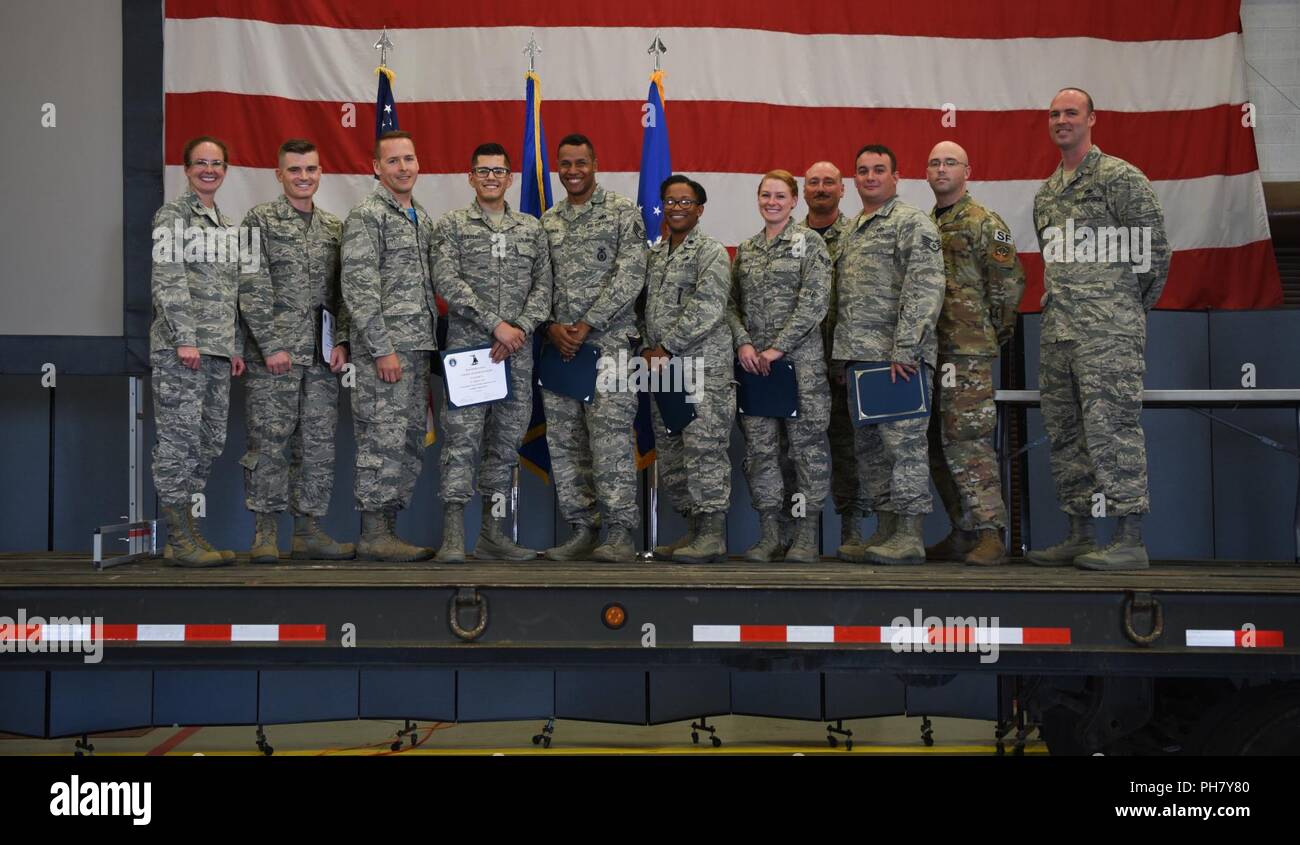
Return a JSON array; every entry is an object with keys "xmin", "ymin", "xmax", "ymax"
[
  {"xmin": 922, "ymin": 141, "xmax": 1025, "ymax": 566},
  {"xmin": 431, "ymin": 143, "xmax": 552, "ymax": 562}
]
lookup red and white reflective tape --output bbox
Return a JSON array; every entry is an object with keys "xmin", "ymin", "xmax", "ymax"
[
  {"xmin": 2, "ymin": 624, "xmax": 327, "ymax": 643},
  {"xmin": 1185, "ymin": 629, "xmax": 1284, "ymax": 648},
  {"xmin": 692, "ymin": 625, "xmax": 1071, "ymax": 645}
]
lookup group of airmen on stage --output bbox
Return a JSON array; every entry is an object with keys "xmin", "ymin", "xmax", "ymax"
[{"xmin": 150, "ymin": 86, "xmax": 1169, "ymax": 572}]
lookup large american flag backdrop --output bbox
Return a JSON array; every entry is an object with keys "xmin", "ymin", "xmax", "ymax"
[{"xmin": 162, "ymin": 0, "xmax": 1282, "ymax": 312}]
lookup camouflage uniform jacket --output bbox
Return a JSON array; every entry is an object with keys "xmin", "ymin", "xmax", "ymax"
[
  {"xmin": 930, "ymin": 192, "xmax": 1026, "ymax": 357},
  {"xmin": 806, "ymin": 211, "xmax": 857, "ymax": 356},
  {"xmin": 541, "ymin": 185, "xmax": 648, "ymax": 347},
  {"xmin": 728, "ymin": 219, "xmax": 831, "ymax": 362},
  {"xmin": 341, "ymin": 184, "xmax": 438, "ymax": 357},
  {"xmin": 239, "ymin": 194, "xmax": 350, "ymax": 365},
  {"xmin": 432, "ymin": 200, "xmax": 552, "ymax": 350},
  {"xmin": 1033, "ymin": 145, "xmax": 1170, "ymax": 344},
  {"xmin": 149, "ymin": 188, "xmax": 242, "ymax": 358},
  {"xmin": 642, "ymin": 228, "xmax": 732, "ymax": 365},
  {"xmin": 831, "ymin": 195, "xmax": 945, "ymax": 368}
]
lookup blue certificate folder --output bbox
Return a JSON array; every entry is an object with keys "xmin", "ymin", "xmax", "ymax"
[
  {"xmin": 846, "ymin": 361, "xmax": 932, "ymax": 427},
  {"xmin": 734, "ymin": 359, "xmax": 800, "ymax": 418},
  {"xmin": 652, "ymin": 382, "xmax": 697, "ymax": 435},
  {"xmin": 537, "ymin": 341, "xmax": 600, "ymax": 403},
  {"xmin": 439, "ymin": 345, "xmax": 512, "ymax": 409}
]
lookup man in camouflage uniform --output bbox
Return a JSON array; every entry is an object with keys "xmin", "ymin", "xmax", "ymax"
[
  {"xmin": 341, "ymin": 130, "xmax": 439, "ymax": 562},
  {"xmin": 1026, "ymin": 88, "xmax": 1169, "ymax": 571},
  {"xmin": 239, "ymin": 139, "xmax": 354, "ymax": 564},
  {"xmin": 729, "ymin": 170, "xmax": 832, "ymax": 563},
  {"xmin": 833, "ymin": 144, "xmax": 946, "ymax": 565},
  {"xmin": 641, "ymin": 175, "xmax": 735, "ymax": 564},
  {"xmin": 923, "ymin": 141, "xmax": 1025, "ymax": 566},
  {"xmin": 802, "ymin": 161, "xmax": 864, "ymax": 548},
  {"xmin": 540, "ymin": 134, "xmax": 648, "ymax": 562},
  {"xmin": 432, "ymin": 142, "xmax": 552, "ymax": 562},
  {"xmin": 150, "ymin": 136, "xmax": 245, "ymax": 567}
]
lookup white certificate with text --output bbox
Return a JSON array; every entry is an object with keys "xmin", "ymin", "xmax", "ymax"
[{"xmin": 440, "ymin": 345, "xmax": 511, "ymax": 408}]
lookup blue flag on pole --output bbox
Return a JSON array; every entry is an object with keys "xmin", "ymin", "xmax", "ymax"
[
  {"xmin": 517, "ymin": 71, "xmax": 554, "ymax": 481},
  {"xmin": 632, "ymin": 71, "xmax": 672, "ymax": 469},
  {"xmin": 376, "ymin": 67, "xmax": 399, "ymax": 136}
]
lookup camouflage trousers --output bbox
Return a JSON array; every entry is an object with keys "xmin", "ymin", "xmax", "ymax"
[
  {"xmin": 854, "ymin": 373, "xmax": 934, "ymax": 516},
  {"xmin": 1040, "ymin": 336, "xmax": 1149, "ymax": 516},
  {"xmin": 241, "ymin": 360, "xmax": 339, "ymax": 516},
  {"xmin": 439, "ymin": 343, "xmax": 534, "ymax": 506},
  {"xmin": 928, "ymin": 354, "xmax": 1005, "ymax": 530},
  {"xmin": 542, "ymin": 343, "xmax": 640, "ymax": 529},
  {"xmin": 351, "ymin": 349, "xmax": 431, "ymax": 512},
  {"xmin": 740, "ymin": 351, "xmax": 830, "ymax": 515},
  {"xmin": 150, "ymin": 349, "xmax": 230, "ymax": 508},
  {"xmin": 778, "ymin": 360, "xmax": 860, "ymax": 514},
  {"xmin": 652, "ymin": 362, "xmax": 736, "ymax": 516}
]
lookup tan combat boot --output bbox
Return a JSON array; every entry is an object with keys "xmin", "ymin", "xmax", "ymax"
[
  {"xmin": 290, "ymin": 515, "xmax": 354, "ymax": 560},
  {"xmin": 1026, "ymin": 515, "xmax": 1096, "ymax": 567},
  {"xmin": 654, "ymin": 513, "xmax": 700, "ymax": 560},
  {"xmin": 672, "ymin": 513, "xmax": 726, "ymax": 564},
  {"xmin": 473, "ymin": 505, "xmax": 536, "ymax": 561},
  {"xmin": 592, "ymin": 524, "xmax": 636, "ymax": 562},
  {"xmin": 861, "ymin": 514, "xmax": 925, "ymax": 566},
  {"xmin": 436, "ymin": 504, "xmax": 466, "ymax": 563},
  {"xmin": 839, "ymin": 511, "xmax": 897, "ymax": 562},
  {"xmin": 839, "ymin": 508, "xmax": 865, "ymax": 549},
  {"xmin": 545, "ymin": 523, "xmax": 601, "ymax": 561},
  {"xmin": 743, "ymin": 511, "xmax": 785, "ymax": 563},
  {"xmin": 162, "ymin": 505, "xmax": 226, "ymax": 568},
  {"xmin": 926, "ymin": 528, "xmax": 979, "ymax": 562},
  {"xmin": 249, "ymin": 512, "xmax": 279, "ymax": 564},
  {"xmin": 963, "ymin": 529, "xmax": 1007, "ymax": 566},
  {"xmin": 189, "ymin": 511, "xmax": 236, "ymax": 562},
  {"xmin": 1075, "ymin": 515, "xmax": 1149, "ymax": 571},
  {"xmin": 357, "ymin": 510, "xmax": 435, "ymax": 562},
  {"xmin": 783, "ymin": 517, "xmax": 821, "ymax": 564}
]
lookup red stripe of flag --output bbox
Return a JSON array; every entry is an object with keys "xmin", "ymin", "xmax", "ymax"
[
  {"xmin": 165, "ymin": 93, "xmax": 1259, "ymax": 183},
  {"xmin": 834, "ymin": 626, "xmax": 882, "ymax": 643},
  {"xmin": 1018, "ymin": 242, "xmax": 1284, "ymax": 314},
  {"xmin": 740, "ymin": 625, "xmax": 787, "ymax": 643},
  {"xmin": 2, "ymin": 624, "xmax": 41, "ymax": 641},
  {"xmin": 279, "ymin": 624, "xmax": 328, "ymax": 642},
  {"xmin": 1237, "ymin": 629, "xmax": 1285, "ymax": 648},
  {"xmin": 186, "ymin": 624, "xmax": 232, "ymax": 642},
  {"xmin": 163, "ymin": 0, "xmax": 1241, "ymax": 41},
  {"xmin": 1022, "ymin": 627, "xmax": 1072, "ymax": 645}
]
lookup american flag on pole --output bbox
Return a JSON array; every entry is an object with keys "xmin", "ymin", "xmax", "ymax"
[{"xmin": 162, "ymin": 0, "xmax": 1281, "ymax": 320}]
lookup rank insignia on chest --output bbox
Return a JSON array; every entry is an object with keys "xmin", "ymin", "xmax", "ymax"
[{"xmin": 596, "ymin": 246, "xmax": 608, "ymax": 262}]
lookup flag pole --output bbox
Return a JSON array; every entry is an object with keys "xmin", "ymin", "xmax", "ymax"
[{"xmin": 643, "ymin": 34, "xmax": 668, "ymax": 560}]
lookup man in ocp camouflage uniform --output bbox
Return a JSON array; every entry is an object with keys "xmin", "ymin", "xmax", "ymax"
[
  {"xmin": 150, "ymin": 135, "xmax": 245, "ymax": 568},
  {"xmin": 432, "ymin": 142, "xmax": 552, "ymax": 563},
  {"xmin": 341, "ymin": 130, "xmax": 438, "ymax": 562},
  {"xmin": 834, "ymin": 144, "xmax": 946, "ymax": 566},
  {"xmin": 540, "ymin": 133, "xmax": 648, "ymax": 562},
  {"xmin": 923, "ymin": 140, "xmax": 1025, "ymax": 566},
  {"xmin": 239, "ymin": 139, "xmax": 354, "ymax": 564},
  {"xmin": 1026, "ymin": 88, "xmax": 1169, "ymax": 571},
  {"xmin": 641, "ymin": 175, "xmax": 735, "ymax": 564}
]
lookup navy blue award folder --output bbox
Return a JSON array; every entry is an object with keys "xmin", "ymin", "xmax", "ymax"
[
  {"xmin": 537, "ymin": 341, "xmax": 600, "ymax": 403},
  {"xmin": 845, "ymin": 361, "xmax": 932, "ymax": 427},
  {"xmin": 734, "ymin": 359, "xmax": 800, "ymax": 418},
  {"xmin": 652, "ymin": 381, "xmax": 697, "ymax": 434}
]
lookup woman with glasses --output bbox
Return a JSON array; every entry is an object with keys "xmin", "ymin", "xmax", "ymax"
[
  {"xmin": 727, "ymin": 170, "xmax": 832, "ymax": 563},
  {"xmin": 149, "ymin": 136, "xmax": 245, "ymax": 567}
]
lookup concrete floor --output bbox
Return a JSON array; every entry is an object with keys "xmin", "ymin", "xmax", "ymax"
[{"xmin": 1, "ymin": 714, "xmax": 1044, "ymax": 756}]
